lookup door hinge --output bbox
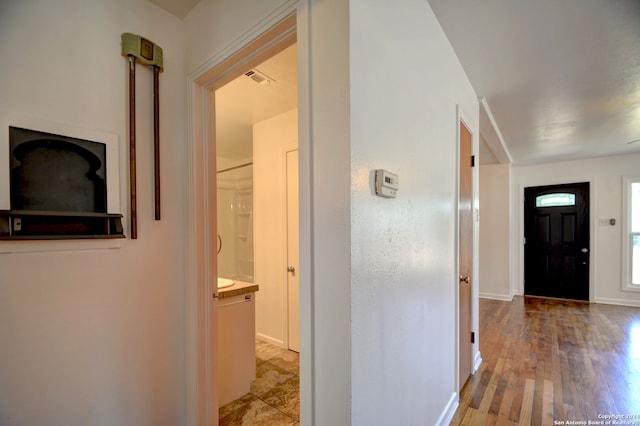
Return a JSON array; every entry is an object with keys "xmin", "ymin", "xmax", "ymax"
[
  {"xmin": 471, "ymin": 155, "xmax": 475, "ymax": 167},
  {"xmin": 471, "ymin": 331, "xmax": 475, "ymax": 344}
]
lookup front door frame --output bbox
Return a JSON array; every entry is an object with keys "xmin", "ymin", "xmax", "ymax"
[
  {"xmin": 524, "ymin": 182, "xmax": 590, "ymax": 300},
  {"xmin": 516, "ymin": 177, "xmax": 596, "ymax": 301}
]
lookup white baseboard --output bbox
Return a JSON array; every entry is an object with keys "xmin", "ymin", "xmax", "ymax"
[
  {"xmin": 479, "ymin": 294, "xmax": 640, "ymax": 307},
  {"xmin": 479, "ymin": 292, "xmax": 514, "ymax": 301},
  {"xmin": 256, "ymin": 333, "xmax": 286, "ymax": 348},
  {"xmin": 473, "ymin": 351, "xmax": 483, "ymax": 374},
  {"xmin": 594, "ymin": 297, "xmax": 640, "ymax": 308},
  {"xmin": 436, "ymin": 392, "xmax": 459, "ymax": 426}
]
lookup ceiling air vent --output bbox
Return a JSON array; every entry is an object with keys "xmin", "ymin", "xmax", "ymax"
[{"xmin": 244, "ymin": 69, "xmax": 275, "ymax": 85}]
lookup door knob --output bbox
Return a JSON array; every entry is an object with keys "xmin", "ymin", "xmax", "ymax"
[
  {"xmin": 287, "ymin": 266, "xmax": 296, "ymax": 273},
  {"xmin": 459, "ymin": 275, "xmax": 470, "ymax": 284},
  {"xmin": 581, "ymin": 248, "xmax": 589, "ymax": 253}
]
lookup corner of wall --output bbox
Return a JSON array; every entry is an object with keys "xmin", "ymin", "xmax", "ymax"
[{"xmin": 436, "ymin": 392, "xmax": 460, "ymax": 426}]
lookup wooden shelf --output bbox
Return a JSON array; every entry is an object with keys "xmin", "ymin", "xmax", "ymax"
[{"xmin": 0, "ymin": 210, "xmax": 125, "ymax": 240}]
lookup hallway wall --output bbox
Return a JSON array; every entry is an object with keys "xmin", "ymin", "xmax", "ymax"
[
  {"xmin": 349, "ymin": 0, "xmax": 479, "ymax": 424},
  {"xmin": 479, "ymin": 164, "xmax": 513, "ymax": 300},
  {"xmin": 0, "ymin": 1, "xmax": 187, "ymax": 425}
]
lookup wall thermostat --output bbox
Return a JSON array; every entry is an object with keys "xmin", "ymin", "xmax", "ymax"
[{"xmin": 375, "ymin": 169, "xmax": 399, "ymax": 198}]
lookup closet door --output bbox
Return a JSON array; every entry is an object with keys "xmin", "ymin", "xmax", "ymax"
[{"xmin": 286, "ymin": 149, "xmax": 300, "ymax": 352}]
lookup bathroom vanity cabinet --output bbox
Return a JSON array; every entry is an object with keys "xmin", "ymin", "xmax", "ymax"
[{"xmin": 217, "ymin": 280, "xmax": 259, "ymax": 406}]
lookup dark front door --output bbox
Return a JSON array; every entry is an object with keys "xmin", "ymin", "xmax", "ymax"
[{"xmin": 524, "ymin": 182, "xmax": 590, "ymax": 301}]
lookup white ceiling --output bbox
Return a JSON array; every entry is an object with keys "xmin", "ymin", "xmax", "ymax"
[
  {"xmin": 151, "ymin": 0, "xmax": 640, "ymax": 166},
  {"xmin": 428, "ymin": 0, "xmax": 640, "ymax": 165},
  {"xmin": 214, "ymin": 43, "xmax": 298, "ymax": 162}
]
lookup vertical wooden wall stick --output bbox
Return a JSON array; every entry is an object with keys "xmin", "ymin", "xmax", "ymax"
[
  {"xmin": 122, "ymin": 32, "xmax": 164, "ymax": 236},
  {"xmin": 128, "ymin": 55, "xmax": 138, "ymax": 239},
  {"xmin": 153, "ymin": 66, "xmax": 161, "ymax": 220}
]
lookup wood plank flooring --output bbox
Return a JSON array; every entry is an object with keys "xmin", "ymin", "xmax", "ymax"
[{"xmin": 451, "ymin": 296, "xmax": 640, "ymax": 425}]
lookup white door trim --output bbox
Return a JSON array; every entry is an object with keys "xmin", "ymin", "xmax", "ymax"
[
  {"xmin": 454, "ymin": 104, "xmax": 482, "ymax": 395},
  {"xmin": 183, "ymin": 5, "xmax": 314, "ymax": 425}
]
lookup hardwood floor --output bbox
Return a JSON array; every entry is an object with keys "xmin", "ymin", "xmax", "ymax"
[{"xmin": 451, "ymin": 296, "xmax": 640, "ymax": 425}]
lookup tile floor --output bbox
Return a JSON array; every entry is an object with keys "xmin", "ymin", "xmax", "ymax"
[{"xmin": 219, "ymin": 340, "xmax": 300, "ymax": 425}]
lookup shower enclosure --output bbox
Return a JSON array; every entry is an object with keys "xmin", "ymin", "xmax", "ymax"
[{"xmin": 217, "ymin": 163, "xmax": 254, "ymax": 282}]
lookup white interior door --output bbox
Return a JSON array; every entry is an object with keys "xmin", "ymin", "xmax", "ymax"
[{"xmin": 286, "ymin": 149, "xmax": 300, "ymax": 352}]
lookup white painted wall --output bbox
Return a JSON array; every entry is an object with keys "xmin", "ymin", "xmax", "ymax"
[
  {"xmin": 253, "ymin": 109, "xmax": 298, "ymax": 347},
  {"xmin": 184, "ymin": 0, "xmax": 298, "ymax": 75},
  {"xmin": 301, "ymin": 2, "xmax": 352, "ymax": 424},
  {"xmin": 479, "ymin": 164, "xmax": 513, "ymax": 300},
  {"xmin": 512, "ymin": 153, "xmax": 640, "ymax": 307},
  {"xmin": 0, "ymin": 1, "xmax": 187, "ymax": 425},
  {"xmin": 349, "ymin": 0, "xmax": 479, "ymax": 424}
]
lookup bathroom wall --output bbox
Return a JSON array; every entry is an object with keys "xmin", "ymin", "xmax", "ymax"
[
  {"xmin": 253, "ymin": 109, "xmax": 298, "ymax": 347},
  {"xmin": 0, "ymin": 0, "xmax": 187, "ymax": 425}
]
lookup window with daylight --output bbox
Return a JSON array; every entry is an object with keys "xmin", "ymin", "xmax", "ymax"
[
  {"xmin": 623, "ymin": 177, "xmax": 640, "ymax": 290},
  {"xmin": 535, "ymin": 193, "xmax": 576, "ymax": 208}
]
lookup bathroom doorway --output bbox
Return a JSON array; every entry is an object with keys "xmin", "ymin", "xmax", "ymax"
[{"xmin": 213, "ymin": 41, "xmax": 301, "ymax": 420}]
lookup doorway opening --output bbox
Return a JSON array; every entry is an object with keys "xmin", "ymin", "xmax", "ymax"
[
  {"xmin": 524, "ymin": 182, "xmax": 590, "ymax": 301},
  {"xmin": 213, "ymin": 41, "xmax": 300, "ymax": 422},
  {"xmin": 186, "ymin": 12, "xmax": 304, "ymax": 425}
]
